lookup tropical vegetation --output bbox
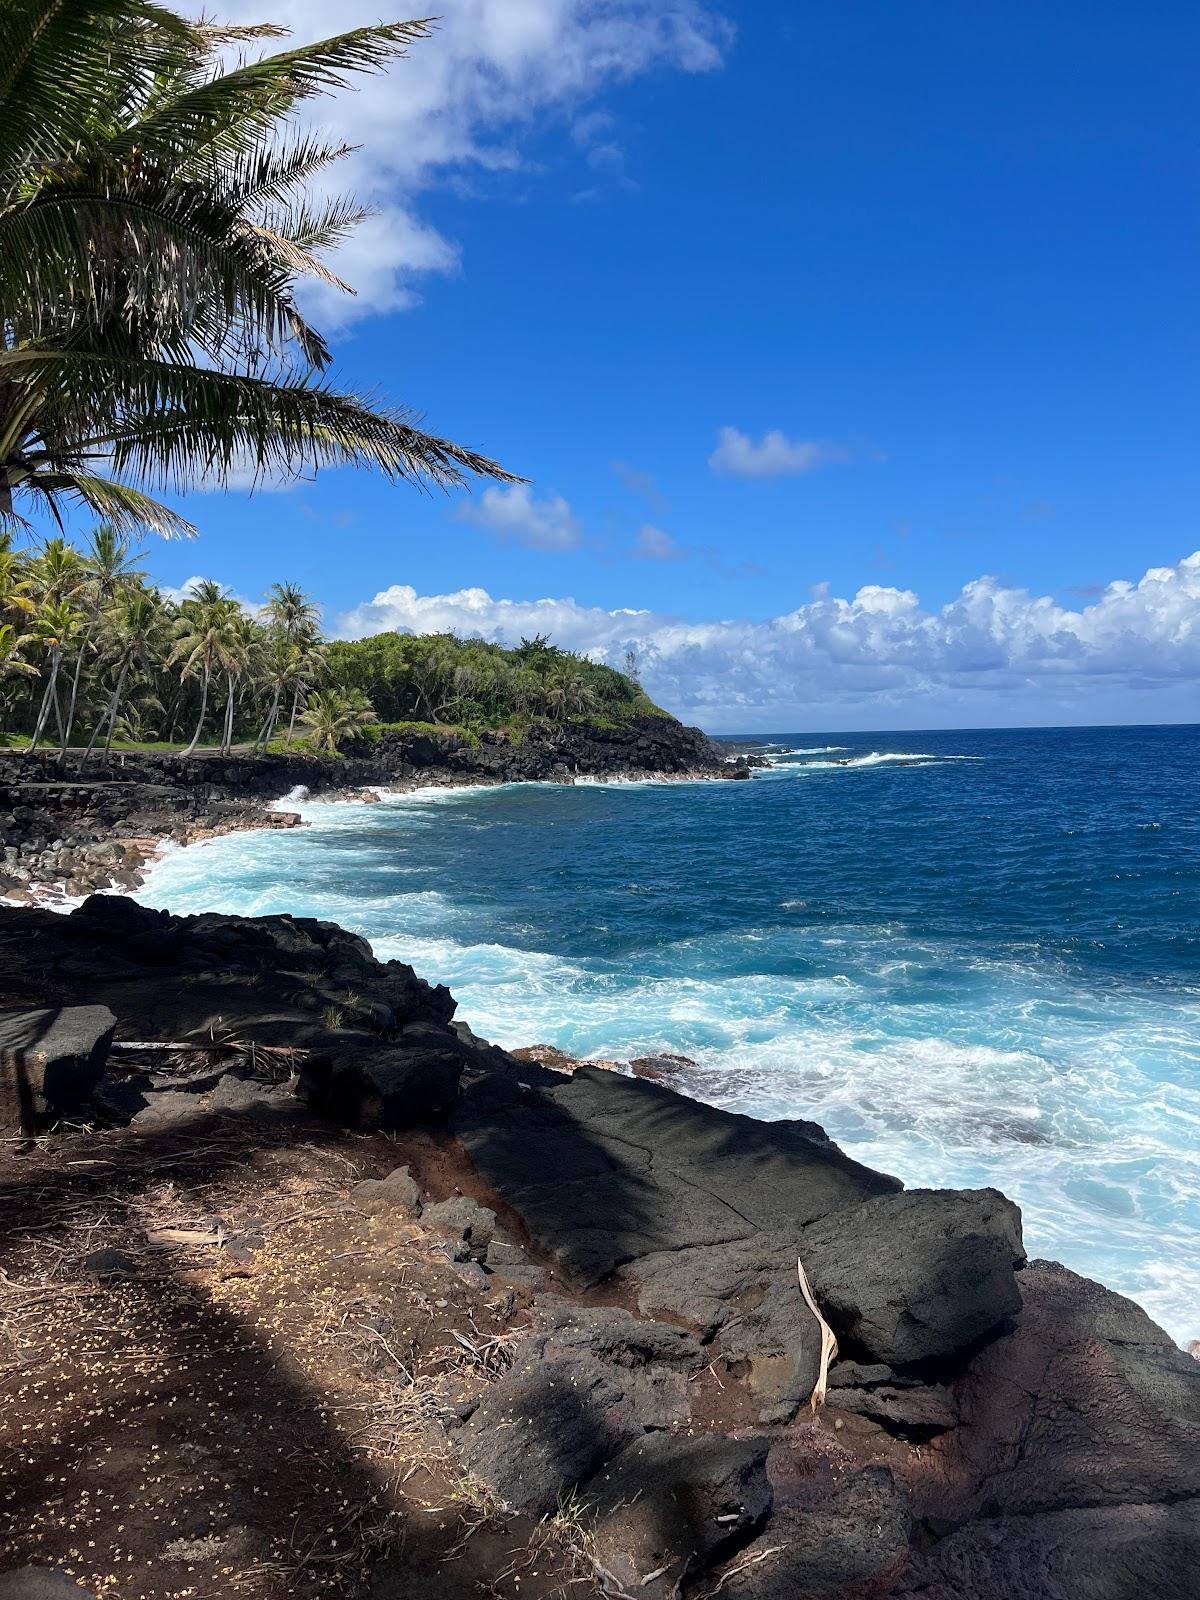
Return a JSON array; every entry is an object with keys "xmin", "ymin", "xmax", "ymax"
[
  {"xmin": 0, "ymin": 528, "xmax": 666, "ymax": 759},
  {"xmin": 1, "ymin": 0, "xmax": 516, "ymax": 540}
]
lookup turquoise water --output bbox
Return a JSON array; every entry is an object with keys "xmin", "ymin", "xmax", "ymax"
[{"xmin": 136, "ymin": 725, "xmax": 1200, "ymax": 1342}]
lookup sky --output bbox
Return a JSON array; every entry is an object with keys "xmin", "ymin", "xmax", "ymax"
[{"xmin": 78, "ymin": 3, "xmax": 1200, "ymax": 730}]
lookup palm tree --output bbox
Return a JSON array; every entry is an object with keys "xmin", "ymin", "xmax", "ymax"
[
  {"xmin": 79, "ymin": 590, "xmax": 168, "ymax": 765},
  {"xmin": 299, "ymin": 688, "xmax": 377, "ymax": 754},
  {"xmin": 169, "ymin": 588, "xmax": 244, "ymax": 756},
  {"xmin": 254, "ymin": 633, "xmax": 302, "ymax": 750},
  {"xmin": 0, "ymin": 622, "xmax": 36, "ymax": 684},
  {"xmin": 24, "ymin": 599, "xmax": 82, "ymax": 752},
  {"xmin": 284, "ymin": 635, "xmax": 327, "ymax": 748},
  {"xmin": 264, "ymin": 582, "xmax": 320, "ymax": 642},
  {"xmin": 543, "ymin": 663, "xmax": 596, "ymax": 721},
  {"xmin": 0, "ymin": 2, "xmax": 520, "ymax": 539},
  {"xmin": 60, "ymin": 523, "xmax": 145, "ymax": 753}
]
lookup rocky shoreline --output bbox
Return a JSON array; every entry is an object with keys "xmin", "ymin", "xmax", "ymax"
[
  {"xmin": 0, "ymin": 893, "xmax": 1197, "ymax": 1599},
  {"xmin": 0, "ymin": 715, "xmax": 752, "ymax": 904}
]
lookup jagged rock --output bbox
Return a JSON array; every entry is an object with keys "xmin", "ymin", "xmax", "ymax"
[
  {"xmin": 314, "ymin": 1043, "xmax": 464, "ymax": 1128},
  {"xmin": 709, "ymin": 1464, "xmax": 910, "ymax": 1599},
  {"xmin": 828, "ymin": 1378, "xmax": 958, "ymax": 1432},
  {"xmin": 0, "ymin": 1004, "xmax": 116, "ymax": 1130},
  {"xmin": 422, "ymin": 1196, "xmax": 495, "ymax": 1262},
  {"xmin": 530, "ymin": 1300, "xmax": 705, "ymax": 1375},
  {"xmin": 459, "ymin": 1304, "xmax": 708, "ymax": 1514},
  {"xmin": 460, "ymin": 1353, "xmax": 638, "ymax": 1515},
  {"xmin": 583, "ymin": 1433, "xmax": 772, "ymax": 1600},
  {"xmin": 208, "ymin": 1072, "xmax": 294, "ymax": 1117},
  {"xmin": 351, "ymin": 1166, "xmax": 423, "ymax": 1217},
  {"xmin": 894, "ymin": 1500, "xmax": 1200, "ymax": 1600},
  {"xmin": 799, "ymin": 1188, "xmax": 1025, "ymax": 1366},
  {"xmin": 911, "ymin": 1261, "xmax": 1200, "ymax": 1531}
]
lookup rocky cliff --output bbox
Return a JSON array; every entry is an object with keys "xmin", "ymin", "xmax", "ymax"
[{"xmin": 0, "ymin": 896, "xmax": 1195, "ymax": 1600}]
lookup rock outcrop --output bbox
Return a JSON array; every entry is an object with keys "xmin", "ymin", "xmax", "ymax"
[{"xmin": 0, "ymin": 898, "xmax": 1195, "ymax": 1599}]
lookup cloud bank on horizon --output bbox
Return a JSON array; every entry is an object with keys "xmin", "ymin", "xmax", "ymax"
[
  {"xmin": 336, "ymin": 552, "xmax": 1200, "ymax": 732},
  {"xmin": 212, "ymin": 0, "xmax": 733, "ymax": 323}
]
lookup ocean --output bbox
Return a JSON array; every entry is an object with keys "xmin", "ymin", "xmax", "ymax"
[{"xmin": 134, "ymin": 723, "xmax": 1200, "ymax": 1343}]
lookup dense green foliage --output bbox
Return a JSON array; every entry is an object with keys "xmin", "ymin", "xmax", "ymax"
[
  {"xmin": 0, "ymin": 529, "xmax": 666, "ymax": 761},
  {"xmin": 325, "ymin": 632, "xmax": 667, "ymax": 730}
]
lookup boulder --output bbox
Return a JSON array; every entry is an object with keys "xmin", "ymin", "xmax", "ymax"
[
  {"xmin": 422, "ymin": 1196, "xmax": 495, "ymax": 1262},
  {"xmin": 315, "ymin": 1042, "xmax": 464, "ymax": 1128},
  {"xmin": 460, "ymin": 1353, "xmax": 638, "ymax": 1515},
  {"xmin": 911, "ymin": 1261, "xmax": 1200, "ymax": 1530},
  {"xmin": 351, "ymin": 1165, "xmax": 423, "ymax": 1218},
  {"xmin": 453, "ymin": 1066, "xmax": 898, "ymax": 1286},
  {"xmin": 0, "ymin": 1005, "xmax": 116, "ymax": 1130},
  {"xmin": 708, "ymin": 1464, "xmax": 910, "ymax": 1600},
  {"xmin": 459, "ymin": 1305, "xmax": 708, "ymax": 1515},
  {"xmin": 800, "ymin": 1188, "xmax": 1025, "ymax": 1367},
  {"xmin": 895, "ymin": 1500, "xmax": 1200, "ymax": 1600},
  {"xmin": 583, "ymin": 1433, "xmax": 772, "ymax": 1600}
]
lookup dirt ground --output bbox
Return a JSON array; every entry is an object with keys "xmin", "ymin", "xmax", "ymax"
[{"xmin": 0, "ymin": 1104, "xmax": 609, "ymax": 1600}]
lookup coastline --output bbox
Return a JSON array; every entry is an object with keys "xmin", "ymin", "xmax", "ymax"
[
  {"xmin": 0, "ymin": 716, "xmax": 752, "ymax": 908},
  {"xmin": 0, "ymin": 884, "xmax": 1196, "ymax": 1599}
]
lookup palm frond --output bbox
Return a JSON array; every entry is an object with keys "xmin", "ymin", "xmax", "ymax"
[
  {"xmin": 2, "ymin": 349, "xmax": 523, "ymax": 492},
  {"xmin": 24, "ymin": 469, "xmax": 196, "ymax": 538},
  {"xmin": 107, "ymin": 20, "xmax": 438, "ymax": 165}
]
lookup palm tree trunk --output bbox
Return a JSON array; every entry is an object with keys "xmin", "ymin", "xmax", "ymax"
[
  {"xmin": 102, "ymin": 661, "xmax": 130, "ymax": 760},
  {"xmin": 22, "ymin": 652, "xmax": 60, "ymax": 764},
  {"xmin": 59, "ymin": 621, "xmax": 95, "ymax": 758},
  {"xmin": 256, "ymin": 684, "xmax": 282, "ymax": 750},
  {"xmin": 79, "ymin": 661, "xmax": 129, "ymax": 769},
  {"xmin": 285, "ymin": 683, "xmax": 302, "ymax": 747},
  {"xmin": 181, "ymin": 667, "xmax": 209, "ymax": 757},
  {"xmin": 221, "ymin": 673, "xmax": 236, "ymax": 753}
]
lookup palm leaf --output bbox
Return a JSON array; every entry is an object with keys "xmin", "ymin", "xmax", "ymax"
[
  {"xmin": 1, "ymin": 349, "xmax": 523, "ymax": 491},
  {"xmin": 106, "ymin": 20, "xmax": 438, "ymax": 165}
]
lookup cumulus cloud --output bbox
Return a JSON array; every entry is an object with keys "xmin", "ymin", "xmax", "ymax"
[
  {"xmin": 709, "ymin": 427, "xmax": 848, "ymax": 479},
  {"xmin": 336, "ymin": 553, "xmax": 1200, "ymax": 731},
  {"xmin": 213, "ymin": 1, "xmax": 733, "ymax": 323},
  {"xmin": 633, "ymin": 524, "xmax": 683, "ymax": 561},
  {"xmin": 456, "ymin": 484, "xmax": 583, "ymax": 550},
  {"xmin": 157, "ymin": 576, "xmax": 257, "ymax": 610}
]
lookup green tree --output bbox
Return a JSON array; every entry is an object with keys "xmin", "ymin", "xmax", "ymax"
[
  {"xmin": 0, "ymin": 2, "xmax": 519, "ymax": 538},
  {"xmin": 299, "ymin": 687, "xmax": 376, "ymax": 754},
  {"xmin": 80, "ymin": 589, "xmax": 168, "ymax": 764},
  {"xmin": 169, "ymin": 586, "xmax": 244, "ymax": 756},
  {"xmin": 60, "ymin": 523, "xmax": 145, "ymax": 753}
]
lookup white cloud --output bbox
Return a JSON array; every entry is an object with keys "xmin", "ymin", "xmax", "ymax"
[
  {"xmin": 213, "ymin": 2, "xmax": 733, "ymax": 324},
  {"xmin": 157, "ymin": 576, "xmax": 257, "ymax": 610},
  {"xmin": 709, "ymin": 427, "xmax": 848, "ymax": 479},
  {"xmin": 335, "ymin": 552, "xmax": 1200, "ymax": 731},
  {"xmin": 457, "ymin": 483, "xmax": 583, "ymax": 550},
  {"xmin": 633, "ymin": 524, "xmax": 683, "ymax": 561}
]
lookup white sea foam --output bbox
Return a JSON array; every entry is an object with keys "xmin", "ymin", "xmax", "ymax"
[{"xmin": 128, "ymin": 766, "xmax": 1200, "ymax": 1346}]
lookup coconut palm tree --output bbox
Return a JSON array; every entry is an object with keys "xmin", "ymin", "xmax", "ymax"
[
  {"xmin": 169, "ymin": 588, "xmax": 244, "ymax": 756},
  {"xmin": 24, "ymin": 598, "xmax": 83, "ymax": 752},
  {"xmin": 283, "ymin": 634, "xmax": 327, "ymax": 748},
  {"xmin": 59, "ymin": 523, "xmax": 145, "ymax": 753},
  {"xmin": 299, "ymin": 687, "xmax": 376, "ymax": 754},
  {"xmin": 0, "ymin": 2, "xmax": 520, "ymax": 539},
  {"xmin": 79, "ymin": 590, "xmax": 168, "ymax": 765},
  {"xmin": 254, "ymin": 633, "xmax": 302, "ymax": 750},
  {"xmin": 0, "ymin": 622, "xmax": 36, "ymax": 684}
]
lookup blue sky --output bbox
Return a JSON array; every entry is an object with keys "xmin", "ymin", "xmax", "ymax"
[{"xmin": 101, "ymin": 3, "xmax": 1200, "ymax": 728}]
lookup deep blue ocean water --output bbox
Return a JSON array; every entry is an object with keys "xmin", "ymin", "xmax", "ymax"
[{"xmin": 136, "ymin": 725, "xmax": 1200, "ymax": 1341}]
